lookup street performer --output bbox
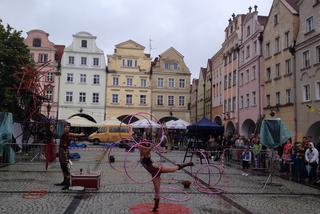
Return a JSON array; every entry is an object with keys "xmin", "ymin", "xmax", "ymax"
[
  {"xmin": 55, "ymin": 123, "xmax": 84, "ymax": 190},
  {"xmin": 138, "ymin": 140, "xmax": 194, "ymax": 212}
]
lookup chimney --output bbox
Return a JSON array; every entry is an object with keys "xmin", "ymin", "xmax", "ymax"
[
  {"xmin": 249, "ymin": 6, "xmax": 252, "ymax": 13},
  {"xmin": 254, "ymin": 5, "xmax": 258, "ymax": 12},
  {"xmin": 232, "ymin": 13, "xmax": 236, "ymax": 20}
]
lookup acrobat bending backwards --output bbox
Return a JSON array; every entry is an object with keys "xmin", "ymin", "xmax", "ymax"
[{"xmin": 138, "ymin": 141, "xmax": 194, "ymax": 212}]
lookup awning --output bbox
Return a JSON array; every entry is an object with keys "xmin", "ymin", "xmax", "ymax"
[{"xmin": 66, "ymin": 116, "xmax": 96, "ymax": 127}]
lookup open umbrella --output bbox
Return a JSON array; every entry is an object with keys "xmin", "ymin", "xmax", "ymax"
[{"xmin": 131, "ymin": 119, "xmax": 161, "ymax": 128}]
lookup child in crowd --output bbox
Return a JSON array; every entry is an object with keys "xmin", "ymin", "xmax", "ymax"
[{"xmin": 242, "ymin": 146, "xmax": 252, "ymax": 176}]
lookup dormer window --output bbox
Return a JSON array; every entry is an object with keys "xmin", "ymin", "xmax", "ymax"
[
  {"xmin": 247, "ymin": 26, "xmax": 250, "ymax": 37},
  {"xmin": 33, "ymin": 38, "xmax": 41, "ymax": 47},
  {"xmin": 81, "ymin": 40, "xmax": 87, "ymax": 48}
]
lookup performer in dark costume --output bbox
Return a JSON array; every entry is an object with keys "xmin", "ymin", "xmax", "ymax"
[
  {"xmin": 55, "ymin": 123, "xmax": 84, "ymax": 190},
  {"xmin": 138, "ymin": 141, "xmax": 193, "ymax": 212}
]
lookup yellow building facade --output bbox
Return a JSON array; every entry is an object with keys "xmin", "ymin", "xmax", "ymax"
[
  {"xmin": 106, "ymin": 40, "xmax": 152, "ymax": 120},
  {"xmin": 151, "ymin": 47, "xmax": 191, "ymax": 122},
  {"xmin": 262, "ymin": 0, "xmax": 299, "ymax": 133}
]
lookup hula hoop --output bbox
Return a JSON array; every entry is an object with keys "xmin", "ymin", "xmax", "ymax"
[
  {"xmin": 124, "ymin": 142, "xmax": 162, "ymax": 184},
  {"xmin": 160, "ymin": 185, "xmax": 191, "ymax": 202}
]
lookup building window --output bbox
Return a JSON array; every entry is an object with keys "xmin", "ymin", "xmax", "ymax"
[
  {"xmin": 179, "ymin": 79, "xmax": 185, "ymax": 88},
  {"xmin": 246, "ymin": 69, "xmax": 249, "ymax": 83},
  {"xmin": 303, "ymin": 50, "xmax": 310, "ymax": 68},
  {"xmin": 266, "ymin": 68, "xmax": 271, "ymax": 81},
  {"xmin": 240, "ymin": 96, "xmax": 244, "ymax": 109},
  {"xmin": 93, "ymin": 58, "xmax": 99, "ymax": 66},
  {"xmin": 254, "ymin": 41, "xmax": 257, "ymax": 54},
  {"xmin": 141, "ymin": 79, "xmax": 147, "ymax": 87},
  {"xmin": 127, "ymin": 59, "xmax": 134, "ymax": 68},
  {"xmin": 93, "ymin": 74, "xmax": 100, "ymax": 84},
  {"xmin": 81, "ymin": 40, "xmax": 87, "ymax": 48},
  {"xmin": 228, "ymin": 73, "xmax": 232, "ymax": 88},
  {"xmin": 284, "ymin": 31, "xmax": 290, "ymax": 49},
  {"xmin": 252, "ymin": 91, "xmax": 256, "ymax": 106},
  {"xmin": 240, "ymin": 73, "xmax": 244, "ymax": 86},
  {"xmin": 316, "ymin": 46, "xmax": 320, "ymax": 63},
  {"xmin": 113, "ymin": 77, "xmax": 119, "ymax": 86},
  {"xmin": 246, "ymin": 25, "xmax": 250, "ymax": 37},
  {"xmin": 173, "ymin": 63, "xmax": 179, "ymax": 70},
  {"xmin": 66, "ymin": 92, "xmax": 73, "ymax": 102},
  {"xmin": 246, "ymin": 94, "xmax": 250, "ymax": 108},
  {"xmin": 276, "ymin": 92, "xmax": 280, "ymax": 105},
  {"xmin": 164, "ymin": 63, "xmax": 170, "ymax": 70},
  {"xmin": 46, "ymin": 89, "xmax": 53, "ymax": 101},
  {"xmin": 233, "ymin": 50, "xmax": 237, "ymax": 60},
  {"xmin": 224, "ymin": 75, "xmax": 227, "ymax": 90},
  {"xmin": 112, "ymin": 94, "xmax": 119, "ymax": 103},
  {"xmin": 158, "ymin": 78, "xmax": 164, "ymax": 88},
  {"xmin": 93, "ymin": 93, "xmax": 99, "ymax": 103},
  {"xmin": 79, "ymin": 92, "xmax": 86, "ymax": 103},
  {"xmin": 168, "ymin": 96, "xmax": 174, "ymax": 106},
  {"xmin": 126, "ymin": 94, "xmax": 133, "ymax": 105},
  {"xmin": 274, "ymin": 14, "xmax": 278, "ymax": 25},
  {"xmin": 126, "ymin": 78, "xmax": 133, "ymax": 86},
  {"xmin": 275, "ymin": 63, "xmax": 280, "ymax": 78},
  {"xmin": 168, "ymin": 78, "xmax": 175, "ymax": 88},
  {"xmin": 46, "ymin": 72, "xmax": 53, "ymax": 82},
  {"xmin": 303, "ymin": 85, "xmax": 311, "ymax": 101},
  {"xmin": 80, "ymin": 74, "xmax": 86, "ymax": 83},
  {"xmin": 286, "ymin": 89, "xmax": 291, "ymax": 104},
  {"xmin": 266, "ymin": 42, "xmax": 271, "ymax": 57},
  {"xmin": 252, "ymin": 66, "xmax": 256, "ymax": 80},
  {"xmin": 227, "ymin": 98, "xmax": 231, "ymax": 112},
  {"xmin": 316, "ymin": 82, "xmax": 320, "ymax": 100},
  {"xmin": 275, "ymin": 37, "xmax": 280, "ymax": 53},
  {"xmin": 69, "ymin": 56, "xmax": 75, "ymax": 64},
  {"xmin": 224, "ymin": 56, "xmax": 228, "ymax": 66},
  {"xmin": 32, "ymin": 38, "xmax": 41, "ymax": 47},
  {"xmin": 140, "ymin": 95, "xmax": 146, "ymax": 105},
  {"xmin": 67, "ymin": 73, "xmax": 74, "ymax": 83},
  {"xmin": 179, "ymin": 96, "xmax": 185, "ymax": 106},
  {"xmin": 285, "ymin": 59, "xmax": 291, "ymax": 74},
  {"xmin": 81, "ymin": 57, "xmax": 87, "ymax": 65},
  {"xmin": 241, "ymin": 50, "xmax": 245, "ymax": 62},
  {"xmin": 306, "ymin": 17, "xmax": 314, "ymax": 33},
  {"xmin": 38, "ymin": 54, "xmax": 48, "ymax": 63},
  {"xmin": 246, "ymin": 45, "xmax": 250, "ymax": 58},
  {"xmin": 232, "ymin": 97, "xmax": 236, "ymax": 112},
  {"xmin": 228, "ymin": 53, "xmax": 232, "ymax": 63},
  {"xmin": 232, "ymin": 70, "xmax": 236, "ymax": 86},
  {"xmin": 157, "ymin": 95, "xmax": 163, "ymax": 105},
  {"xmin": 224, "ymin": 100, "xmax": 227, "ymax": 113},
  {"xmin": 266, "ymin": 94, "xmax": 271, "ymax": 107}
]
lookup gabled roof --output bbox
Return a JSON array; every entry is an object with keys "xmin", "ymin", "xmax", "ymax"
[
  {"xmin": 160, "ymin": 47, "xmax": 184, "ymax": 58},
  {"xmin": 27, "ymin": 29, "xmax": 49, "ymax": 36},
  {"xmin": 200, "ymin": 67, "xmax": 207, "ymax": 80},
  {"xmin": 115, "ymin": 40, "xmax": 145, "ymax": 50},
  {"xmin": 258, "ymin": 16, "xmax": 268, "ymax": 27}
]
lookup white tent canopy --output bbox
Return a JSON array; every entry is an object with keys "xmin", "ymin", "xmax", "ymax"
[
  {"xmin": 131, "ymin": 119, "xmax": 161, "ymax": 128},
  {"xmin": 165, "ymin": 119, "xmax": 190, "ymax": 129},
  {"xmin": 96, "ymin": 118, "xmax": 122, "ymax": 127},
  {"xmin": 66, "ymin": 116, "xmax": 97, "ymax": 127}
]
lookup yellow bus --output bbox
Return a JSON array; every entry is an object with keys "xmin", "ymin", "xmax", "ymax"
[{"xmin": 88, "ymin": 125, "xmax": 130, "ymax": 144}]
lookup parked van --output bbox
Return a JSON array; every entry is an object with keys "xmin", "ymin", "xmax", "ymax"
[{"xmin": 88, "ymin": 125, "xmax": 130, "ymax": 144}]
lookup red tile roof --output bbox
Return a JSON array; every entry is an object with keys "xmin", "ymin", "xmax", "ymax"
[
  {"xmin": 284, "ymin": 0, "xmax": 299, "ymax": 12},
  {"xmin": 54, "ymin": 45, "xmax": 65, "ymax": 63},
  {"xmin": 258, "ymin": 16, "xmax": 268, "ymax": 27}
]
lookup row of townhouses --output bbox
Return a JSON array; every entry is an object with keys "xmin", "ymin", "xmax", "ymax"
[
  {"xmin": 191, "ymin": 0, "xmax": 320, "ymax": 141},
  {"xmin": 24, "ymin": 32, "xmax": 191, "ymax": 123}
]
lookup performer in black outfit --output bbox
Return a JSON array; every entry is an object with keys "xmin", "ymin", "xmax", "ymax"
[{"xmin": 138, "ymin": 141, "xmax": 193, "ymax": 212}]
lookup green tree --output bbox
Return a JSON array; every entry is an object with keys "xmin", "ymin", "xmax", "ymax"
[{"xmin": 0, "ymin": 20, "xmax": 32, "ymax": 119}]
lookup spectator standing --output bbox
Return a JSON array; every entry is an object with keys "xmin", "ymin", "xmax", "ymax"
[
  {"xmin": 305, "ymin": 142, "xmax": 319, "ymax": 183},
  {"xmin": 242, "ymin": 147, "xmax": 252, "ymax": 176}
]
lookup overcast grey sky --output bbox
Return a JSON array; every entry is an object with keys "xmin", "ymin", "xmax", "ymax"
[{"xmin": 1, "ymin": 0, "xmax": 273, "ymax": 78}]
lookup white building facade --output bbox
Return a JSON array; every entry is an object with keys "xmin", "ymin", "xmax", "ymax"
[{"xmin": 58, "ymin": 32, "xmax": 106, "ymax": 123}]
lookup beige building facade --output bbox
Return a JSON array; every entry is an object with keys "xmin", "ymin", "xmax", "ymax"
[
  {"xmin": 197, "ymin": 68, "xmax": 206, "ymax": 121},
  {"xmin": 205, "ymin": 60, "xmax": 212, "ymax": 120},
  {"xmin": 190, "ymin": 79, "xmax": 198, "ymax": 123},
  {"xmin": 151, "ymin": 47, "xmax": 191, "ymax": 122},
  {"xmin": 211, "ymin": 49, "xmax": 224, "ymax": 125},
  {"xmin": 106, "ymin": 40, "xmax": 152, "ymax": 120},
  {"xmin": 295, "ymin": 0, "xmax": 320, "ymax": 140},
  {"xmin": 262, "ymin": 0, "xmax": 299, "ymax": 133}
]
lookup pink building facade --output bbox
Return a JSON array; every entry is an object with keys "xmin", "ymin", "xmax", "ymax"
[
  {"xmin": 238, "ymin": 7, "xmax": 267, "ymax": 137},
  {"xmin": 24, "ymin": 30, "xmax": 64, "ymax": 119}
]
